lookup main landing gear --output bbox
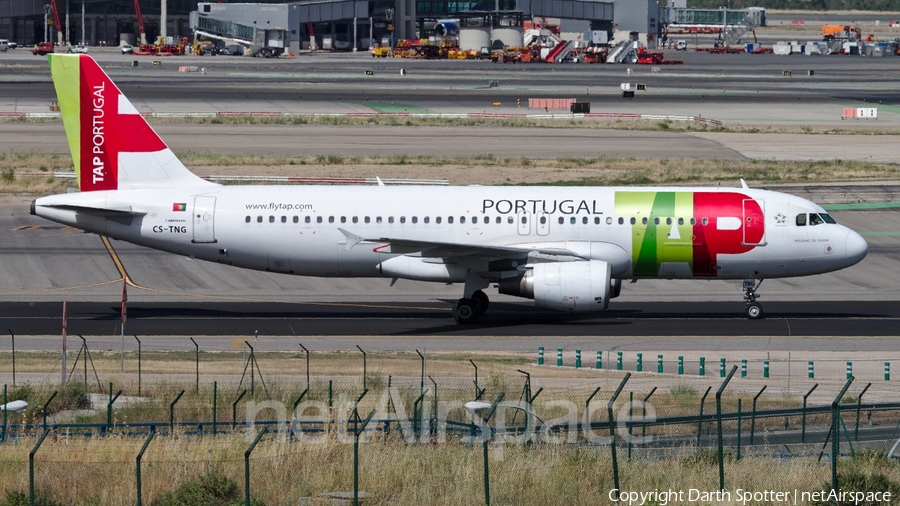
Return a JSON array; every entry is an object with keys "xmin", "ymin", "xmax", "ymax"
[
  {"xmin": 743, "ymin": 279, "xmax": 764, "ymax": 319},
  {"xmin": 453, "ymin": 289, "xmax": 489, "ymax": 324}
]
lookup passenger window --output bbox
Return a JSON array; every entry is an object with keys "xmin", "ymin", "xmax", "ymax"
[
  {"xmin": 507, "ymin": 216, "xmax": 514, "ymax": 224},
  {"xmin": 317, "ymin": 216, "xmax": 323, "ymax": 223},
  {"xmin": 809, "ymin": 213, "xmax": 824, "ymax": 226},
  {"xmin": 245, "ymin": 216, "xmax": 251, "ymax": 223},
  {"xmin": 388, "ymin": 216, "xmax": 394, "ymax": 224},
  {"xmin": 376, "ymin": 216, "xmax": 382, "ymax": 223},
  {"xmin": 690, "ymin": 218, "xmax": 696, "ymax": 225},
  {"xmin": 540, "ymin": 216, "xmax": 547, "ymax": 224},
  {"xmin": 654, "ymin": 217, "xmax": 660, "ymax": 225},
  {"xmin": 630, "ymin": 217, "xmax": 636, "ymax": 225},
  {"xmin": 328, "ymin": 216, "xmax": 335, "ymax": 223},
  {"xmin": 269, "ymin": 216, "xmax": 275, "ymax": 223},
  {"xmin": 460, "ymin": 216, "xmax": 466, "ymax": 224},
  {"xmin": 424, "ymin": 217, "xmax": 430, "ymax": 224},
  {"xmin": 666, "ymin": 217, "xmax": 672, "ymax": 225},
  {"xmin": 305, "ymin": 216, "xmax": 311, "ymax": 223},
  {"xmin": 558, "ymin": 217, "xmax": 565, "ymax": 225},
  {"xmin": 796, "ymin": 214, "xmax": 807, "ymax": 226},
  {"xmin": 340, "ymin": 216, "xmax": 347, "ymax": 224},
  {"xmin": 352, "ymin": 216, "xmax": 359, "ymax": 223},
  {"xmin": 412, "ymin": 216, "xmax": 418, "ymax": 224},
  {"xmin": 618, "ymin": 217, "xmax": 624, "ymax": 225},
  {"xmin": 520, "ymin": 216, "xmax": 527, "ymax": 224},
  {"xmin": 293, "ymin": 216, "xmax": 299, "ymax": 223},
  {"xmin": 258, "ymin": 216, "xmax": 263, "ymax": 223},
  {"xmin": 400, "ymin": 216, "xmax": 406, "ymax": 224},
  {"xmin": 364, "ymin": 216, "xmax": 370, "ymax": 224},
  {"xmin": 436, "ymin": 216, "xmax": 442, "ymax": 224},
  {"xmin": 582, "ymin": 217, "xmax": 588, "ymax": 224},
  {"xmin": 605, "ymin": 217, "xmax": 611, "ymax": 225},
  {"xmin": 281, "ymin": 216, "xmax": 287, "ymax": 223},
  {"xmin": 448, "ymin": 216, "xmax": 454, "ymax": 224},
  {"xmin": 641, "ymin": 217, "xmax": 648, "ymax": 225},
  {"xmin": 678, "ymin": 217, "xmax": 684, "ymax": 225},
  {"xmin": 702, "ymin": 217, "xmax": 708, "ymax": 226},
  {"xmin": 822, "ymin": 213, "xmax": 836, "ymax": 224}
]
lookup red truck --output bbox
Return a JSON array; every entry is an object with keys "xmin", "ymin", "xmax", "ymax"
[{"xmin": 32, "ymin": 42, "xmax": 54, "ymax": 55}]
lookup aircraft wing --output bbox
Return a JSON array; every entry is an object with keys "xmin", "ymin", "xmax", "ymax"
[{"xmin": 338, "ymin": 228, "xmax": 584, "ymax": 260}]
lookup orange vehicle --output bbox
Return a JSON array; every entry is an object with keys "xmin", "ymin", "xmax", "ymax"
[{"xmin": 822, "ymin": 24, "xmax": 861, "ymax": 40}]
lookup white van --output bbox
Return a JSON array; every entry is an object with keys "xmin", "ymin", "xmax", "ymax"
[{"xmin": 0, "ymin": 39, "xmax": 9, "ymax": 52}]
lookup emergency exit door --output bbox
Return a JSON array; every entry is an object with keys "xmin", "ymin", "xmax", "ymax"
[{"xmin": 192, "ymin": 196, "xmax": 217, "ymax": 243}]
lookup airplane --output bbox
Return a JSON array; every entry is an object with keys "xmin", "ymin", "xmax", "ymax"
[
  {"xmin": 0, "ymin": 400, "xmax": 28, "ymax": 413},
  {"xmin": 31, "ymin": 55, "xmax": 868, "ymax": 323}
]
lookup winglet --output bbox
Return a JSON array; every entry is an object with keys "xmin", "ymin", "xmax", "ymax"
[
  {"xmin": 338, "ymin": 228, "xmax": 365, "ymax": 251},
  {"xmin": 740, "ymin": 178, "xmax": 749, "ymax": 189},
  {"xmin": 376, "ymin": 176, "xmax": 385, "ymax": 187}
]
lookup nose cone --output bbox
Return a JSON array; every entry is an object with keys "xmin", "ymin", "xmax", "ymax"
[{"xmin": 845, "ymin": 229, "xmax": 868, "ymax": 267}]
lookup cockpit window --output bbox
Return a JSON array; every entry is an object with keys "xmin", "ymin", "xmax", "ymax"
[
  {"xmin": 796, "ymin": 214, "xmax": 807, "ymax": 226},
  {"xmin": 809, "ymin": 213, "xmax": 824, "ymax": 226},
  {"xmin": 821, "ymin": 213, "xmax": 837, "ymax": 224}
]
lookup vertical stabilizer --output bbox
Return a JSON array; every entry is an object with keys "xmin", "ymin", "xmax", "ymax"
[{"xmin": 48, "ymin": 54, "xmax": 215, "ymax": 192}]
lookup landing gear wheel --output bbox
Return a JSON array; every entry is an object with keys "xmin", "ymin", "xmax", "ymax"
[
  {"xmin": 453, "ymin": 298, "xmax": 479, "ymax": 324},
  {"xmin": 470, "ymin": 290, "xmax": 490, "ymax": 315},
  {"xmin": 745, "ymin": 303, "xmax": 763, "ymax": 320}
]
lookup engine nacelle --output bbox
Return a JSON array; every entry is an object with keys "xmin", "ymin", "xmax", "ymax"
[
  {"xmin": 377, "ymin": 255, "xmax": 467, "ymax": 283},
  {"xmin": 499, "ymin": 260, "xmax": 611, "ymax": 312}
]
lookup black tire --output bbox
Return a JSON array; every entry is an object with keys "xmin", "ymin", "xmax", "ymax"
[
  {"xmin": 453, "ymin": 299, "xmax": 479, "ymax": 324},
  {"xmin": 746, "ymin": 303, "xmax": 763, "ymax": 319},
  {"xmin": 471, "ymin": 290, "xmax": 490, "ymax": 315}
]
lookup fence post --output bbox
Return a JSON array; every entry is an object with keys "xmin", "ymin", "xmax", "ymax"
[
  {"xmin": 657, "ymin": 355, "xmax": 663, "ymax": 374},
  {"xmin": 352, "ymin": 396, "xmax": 377, "ymax": 506},
  {"xmin": 616, "ymin": 352, "xmax": 623, "ymax": 371},
  {"xmin": 169, "ymin": 390, "xmax": 185, "ymax": 434},
  {"xmin": 716, "ymin": 366, "xmax": 738, "ymax": 491},
  {"xmin": 741, "ymin": 359, "xmax": 747, "ymax": 378},
  {"xmin": 855, "ymin": 383, "xmax": 871, "ymax": 441},
  {"xmin": 846, "ymin": 362, "xmax": 852, "ymax": 380},
  {"xmin": 699, "ymin": 357, "xmax": 706, "ymax": 376},
  {"xmin": 42, "ymin": 392, "xmax": 57, "ymax": 429},
  {"xmin": 678, "ymin": 356, "xmax": 684, "ymax": 375},
  {"xmin": 212, "ymin": 381, "xmax": 218, "ymax": 437},
  {"xmin": 135, "ymin": 427, "xmax": 156, "ymax": 506},
  {"xmin": 476, "ymin": 392, "xmax": 505, "ymax": 506},
  {"xmin": 736, "ymin": 399, "xmax": 742, "ymax": 460},
  {"xmin": 802, "ymin": 384, "xmax": 818, "ymax": 443},
  {"xmin": 29, "ymin": 428, "xmax": 51, "ymax": 506},
  {"xmin": 584, "ymin": 387, "xmax": 602, "ymax": 436},
  {"xmin": 763, "ymin": 360, "xmax": 770, "ymax": 379},
  {"xmin": 232, "ymin": 390, "xmax": 248, "ymax": 430},
  {"xmin": 245, "ymin": 427, "xmax": 268, "ymax": 506},
  {"xmin": 135, "ymin": 335, "xmax": 142, "ymax": 397},
  {"xmin": 636, "ymin": 353, "xmax": 642, "ymax": 372},
  {"xmin": 697, "ymin": 386, "xmax": 711, "ymax": 446},
  {"xmin": 575, "ymin": 350, "xmax": 581, "ymax": 369},
  {"xmin": 107, "ymin": 383, "xmax": 122, "ymax": 434},
  {"xmin": 886, "ymin": 362, "xmax": 891, "ymax": 381},
  {"xmin": 557, "ymin": 348, "xmax": 563, "ymax": 367},
  {"xmin": 538, "ymin": 347, "xmax": 544, "ymax": 365},
  {"xmin": 190, "ymin": 337, "xmax": 199, "ymax": 394},
  {"xmin": 8, "ymin": 330, "xmax": 15, "ymax": 386},
  {"xmin": 832, "ymin": 377, "xmax": 855, "ymax": 494},
  {"xmin": 750, "ymin": 386, "xmax": 766, "ymax": 445},
  {"xmin": 607, "ymin": 373, "xmax": 631, "ymax": 496},
  {"xmin": 808, "ymin": 361, "xmax": 814, "ymax": 379},
  {"xmin": 596, "ymin": 351, "xmax": 602, "ymax": 370}
]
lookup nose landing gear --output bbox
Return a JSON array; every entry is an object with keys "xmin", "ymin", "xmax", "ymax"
[{"xmin": 743, "ymin": 279, "xmax": 764, "ymax": 319}]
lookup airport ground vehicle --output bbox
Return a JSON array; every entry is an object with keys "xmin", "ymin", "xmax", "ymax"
[
  {"xmin": 32, "ymin": 54, "xmax": 869, "ymax": 323},
  {"xmin": 31, "ymin": 42, "xmax": 53, "ymax": 55},
  {"xmin": 121, "ymin": 44, "xmax": 134, "ymax": 54}
]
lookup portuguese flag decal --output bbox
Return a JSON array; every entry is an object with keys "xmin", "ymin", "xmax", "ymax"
[{"xmin": 172, "ymin": 203, "xmax": 187, "ymax": 212}]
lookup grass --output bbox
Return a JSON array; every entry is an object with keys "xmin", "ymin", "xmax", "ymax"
[
  {"xmin": 0, "ymin": 433, "xmax": 898, "ymax": 506},
  {"xmin": 3, "ymin": 152, "xmax": 900, "ymax": 195}
]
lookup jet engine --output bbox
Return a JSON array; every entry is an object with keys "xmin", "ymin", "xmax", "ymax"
[{"xmin": 499, "ymin": 260, "xmax": 611, "ymax": 312}]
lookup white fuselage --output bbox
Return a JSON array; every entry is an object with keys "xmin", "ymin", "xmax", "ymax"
[{"xmin": 34, "ymin": 185, "xmax": 867, "ymax": 282}]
